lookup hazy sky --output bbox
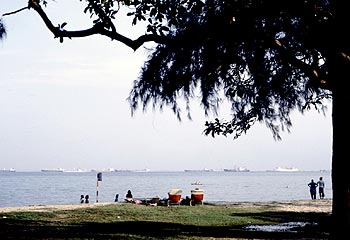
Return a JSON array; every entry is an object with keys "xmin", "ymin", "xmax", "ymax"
[{"xmin": 0, "ymin": 1, "xmax": 332, "ymax": 172}]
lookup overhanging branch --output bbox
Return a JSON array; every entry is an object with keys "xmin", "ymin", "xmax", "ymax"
[
  {"xmin": 25, "ymin": 0, "xmax": 164, "ymax": 51},
  {"xmin": 2, "ymin": 6, "xmax": 29, "ymax": 17}
]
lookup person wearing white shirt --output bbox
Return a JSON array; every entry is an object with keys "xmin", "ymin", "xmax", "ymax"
[{"xmin": 317, "ymin": 177, "xmax": 325, "ymax": 199}]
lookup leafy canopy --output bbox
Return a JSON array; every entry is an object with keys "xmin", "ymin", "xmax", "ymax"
[
  {"xmin": 126, "ymin": 0, "xmax": 332, "ymax": 139},
  {"xmin": 2, "ymin": 1, "xmax": 333, "ymax": 140}
]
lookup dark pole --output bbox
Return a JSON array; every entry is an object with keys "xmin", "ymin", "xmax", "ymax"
[{"xmin": 96, "ymin": 172, "xmax": 102, "ymax": 203}]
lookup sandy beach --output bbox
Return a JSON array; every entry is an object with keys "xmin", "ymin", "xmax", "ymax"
[
  {"xmin": 222, "ymin": 199, "xmax": 332, "ymax": 212},
  {"xmin": 0, "ymin": 202, "xmax": 113, "ymax": 213},
  {"xmin": 0, "ymin": 199, "xmax": 332, "ymax": 213}
]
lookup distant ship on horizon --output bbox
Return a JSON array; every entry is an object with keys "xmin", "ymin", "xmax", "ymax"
[
  {"xmin": 41, "ymin": 168, "xmax": 64, "ymax": 172},
  {"xmin": 184, "ymin": 168, "xmax": 214, "ymax": 172},
  {"xmin": 63, "ymin": 168, "xmax": 89, "ymax": 173},
  {"xmin": 114, "ymin": 168, "xmax": 151, "ymax": 172},
  {"xmin": 268, "ymin": 167, "xmax": 299, "ymax": 172},
  {"xmin": 130, "ymin": 168, "xmax": 151, "ymax": 172},
  {"xmin": 0, "ymin": 168, "xmax": 16, "ymax": 172},
  {"xmin": 223, "ymin": 166, "xmax": 250, "ymax": 172}
]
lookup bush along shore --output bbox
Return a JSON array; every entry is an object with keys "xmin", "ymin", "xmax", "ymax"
[{"xmin": 0, "ymin": 199, "xmax": 332, "ymax": 239}]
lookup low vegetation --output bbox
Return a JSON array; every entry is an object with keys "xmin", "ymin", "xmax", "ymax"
[{"xmin": 0, "ymin": 202, "xmax": 331, "ymax": 239}]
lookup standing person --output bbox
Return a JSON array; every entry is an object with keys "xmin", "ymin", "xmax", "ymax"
[
  {"xmin": 114, "ymin": 193, "xmax": 119, "ymax": 202},
  {"xmin": 317, "ymin": 176, "xmax": 325, "ymax": 199},
  {"xmin": 80, "ymin": 195, "xmax": 85, "ymax": 204},
  {"xmin": 85, "ymin": 195, "xmax": 89, "ymax": 203},
  {"xmin": 308, "ymin": 179, "xmax": 318, "ymax": 200}
]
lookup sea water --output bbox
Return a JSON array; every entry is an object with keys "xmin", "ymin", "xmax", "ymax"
[{"xmin": 0, "ymin": 171, "xmax": 332, "ymax": 207}]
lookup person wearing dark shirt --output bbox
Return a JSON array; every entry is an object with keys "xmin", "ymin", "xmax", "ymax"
[
  {"xmin": 125, "ymin": 190, "xmax": 133, "ymax": 202},
  {"xmin": 308, "ymin": 179, "xmax": 318, "ymax": 200}
]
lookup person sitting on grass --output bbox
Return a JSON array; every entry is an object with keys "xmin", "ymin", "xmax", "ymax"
[{"xmin": 125, "ymin": 190, "xmax": 133, "ymax": 203}]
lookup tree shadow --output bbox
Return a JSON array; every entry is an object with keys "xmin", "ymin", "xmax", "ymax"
[{"xmin": 0, "ymin": 211, "xmax": 331, "ymax": 239}]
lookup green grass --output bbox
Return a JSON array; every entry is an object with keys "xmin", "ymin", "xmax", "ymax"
[{"xmin": 0, "ymin": 203, "xmax": 331, "ymax": 239}]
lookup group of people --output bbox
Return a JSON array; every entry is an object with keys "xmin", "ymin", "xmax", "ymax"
[
  {"xmin": 114, "ymin": 190, "xmax": 132, "ymax": 203},
  {"xmin": 124, "ymin": 190, "xmax": 143, "ymax": 204},
  {"xmin": 308, "ymin": 176, "xmax": 325, "ymax": 200},
  {"xmin": 79, "ymin": 190, "xmax": 129, "ymax": 204},
  {"xmin": 79, "ymin": 190, "xmax": 152, "ymax": 205},
  {"xmin": 123, "ymin": 189, "xmax": 158, "ymax": 205},
  {"xmin": 80, "ymin": 194, "xmax": 90, "ymax": 203}
]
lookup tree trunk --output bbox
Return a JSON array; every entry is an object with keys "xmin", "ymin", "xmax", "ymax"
[
  {"xmin": 329, "ymin": 1, "xmax": 350, "ymax": 239},
  {"xmin": 331, "ymin": 74, "xmax": 350, "ymax": 238},
  {"xmin": 329, "ymin": 34, "xmax": 350, "ymax": 239}
]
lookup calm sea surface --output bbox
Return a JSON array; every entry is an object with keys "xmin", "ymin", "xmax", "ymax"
[{"xmin": 0, "ymin": 171, "xmax": 332, "ymax": 207}]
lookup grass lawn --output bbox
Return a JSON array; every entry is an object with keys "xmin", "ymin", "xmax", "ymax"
[{"xmin": 0, "ymin": 202, "xmax": 331, "ymax": 239}]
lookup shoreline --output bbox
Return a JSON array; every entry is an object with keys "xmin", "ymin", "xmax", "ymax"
[{"xmin": 0, "ymin": 198, "xmax": 332, "ymax": 213}]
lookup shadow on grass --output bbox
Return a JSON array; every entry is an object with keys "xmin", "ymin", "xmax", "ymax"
[{"xmin": 0, "ymin": 211, "xmax": 331, "ymax": 239}]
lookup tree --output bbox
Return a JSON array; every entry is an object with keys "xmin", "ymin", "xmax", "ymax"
[{"xmin": 1, "ymin": 0, "xmax": 349, "ymax": 238}]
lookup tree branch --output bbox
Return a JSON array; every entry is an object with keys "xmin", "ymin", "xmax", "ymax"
[
  {"xmin": 274, "ymin": 38, "xmax": 330, "ymax": 90},
  {"xmin": 2, "ymin": 6, "xmax": 28, "ymax": 17},
  {"xmin": 87, "ymin": 0, "xmax": 117, "ymax": 33},
  {"xmin": 28, "ymin": 0, "xmax": 165, "ymax": 51}
]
